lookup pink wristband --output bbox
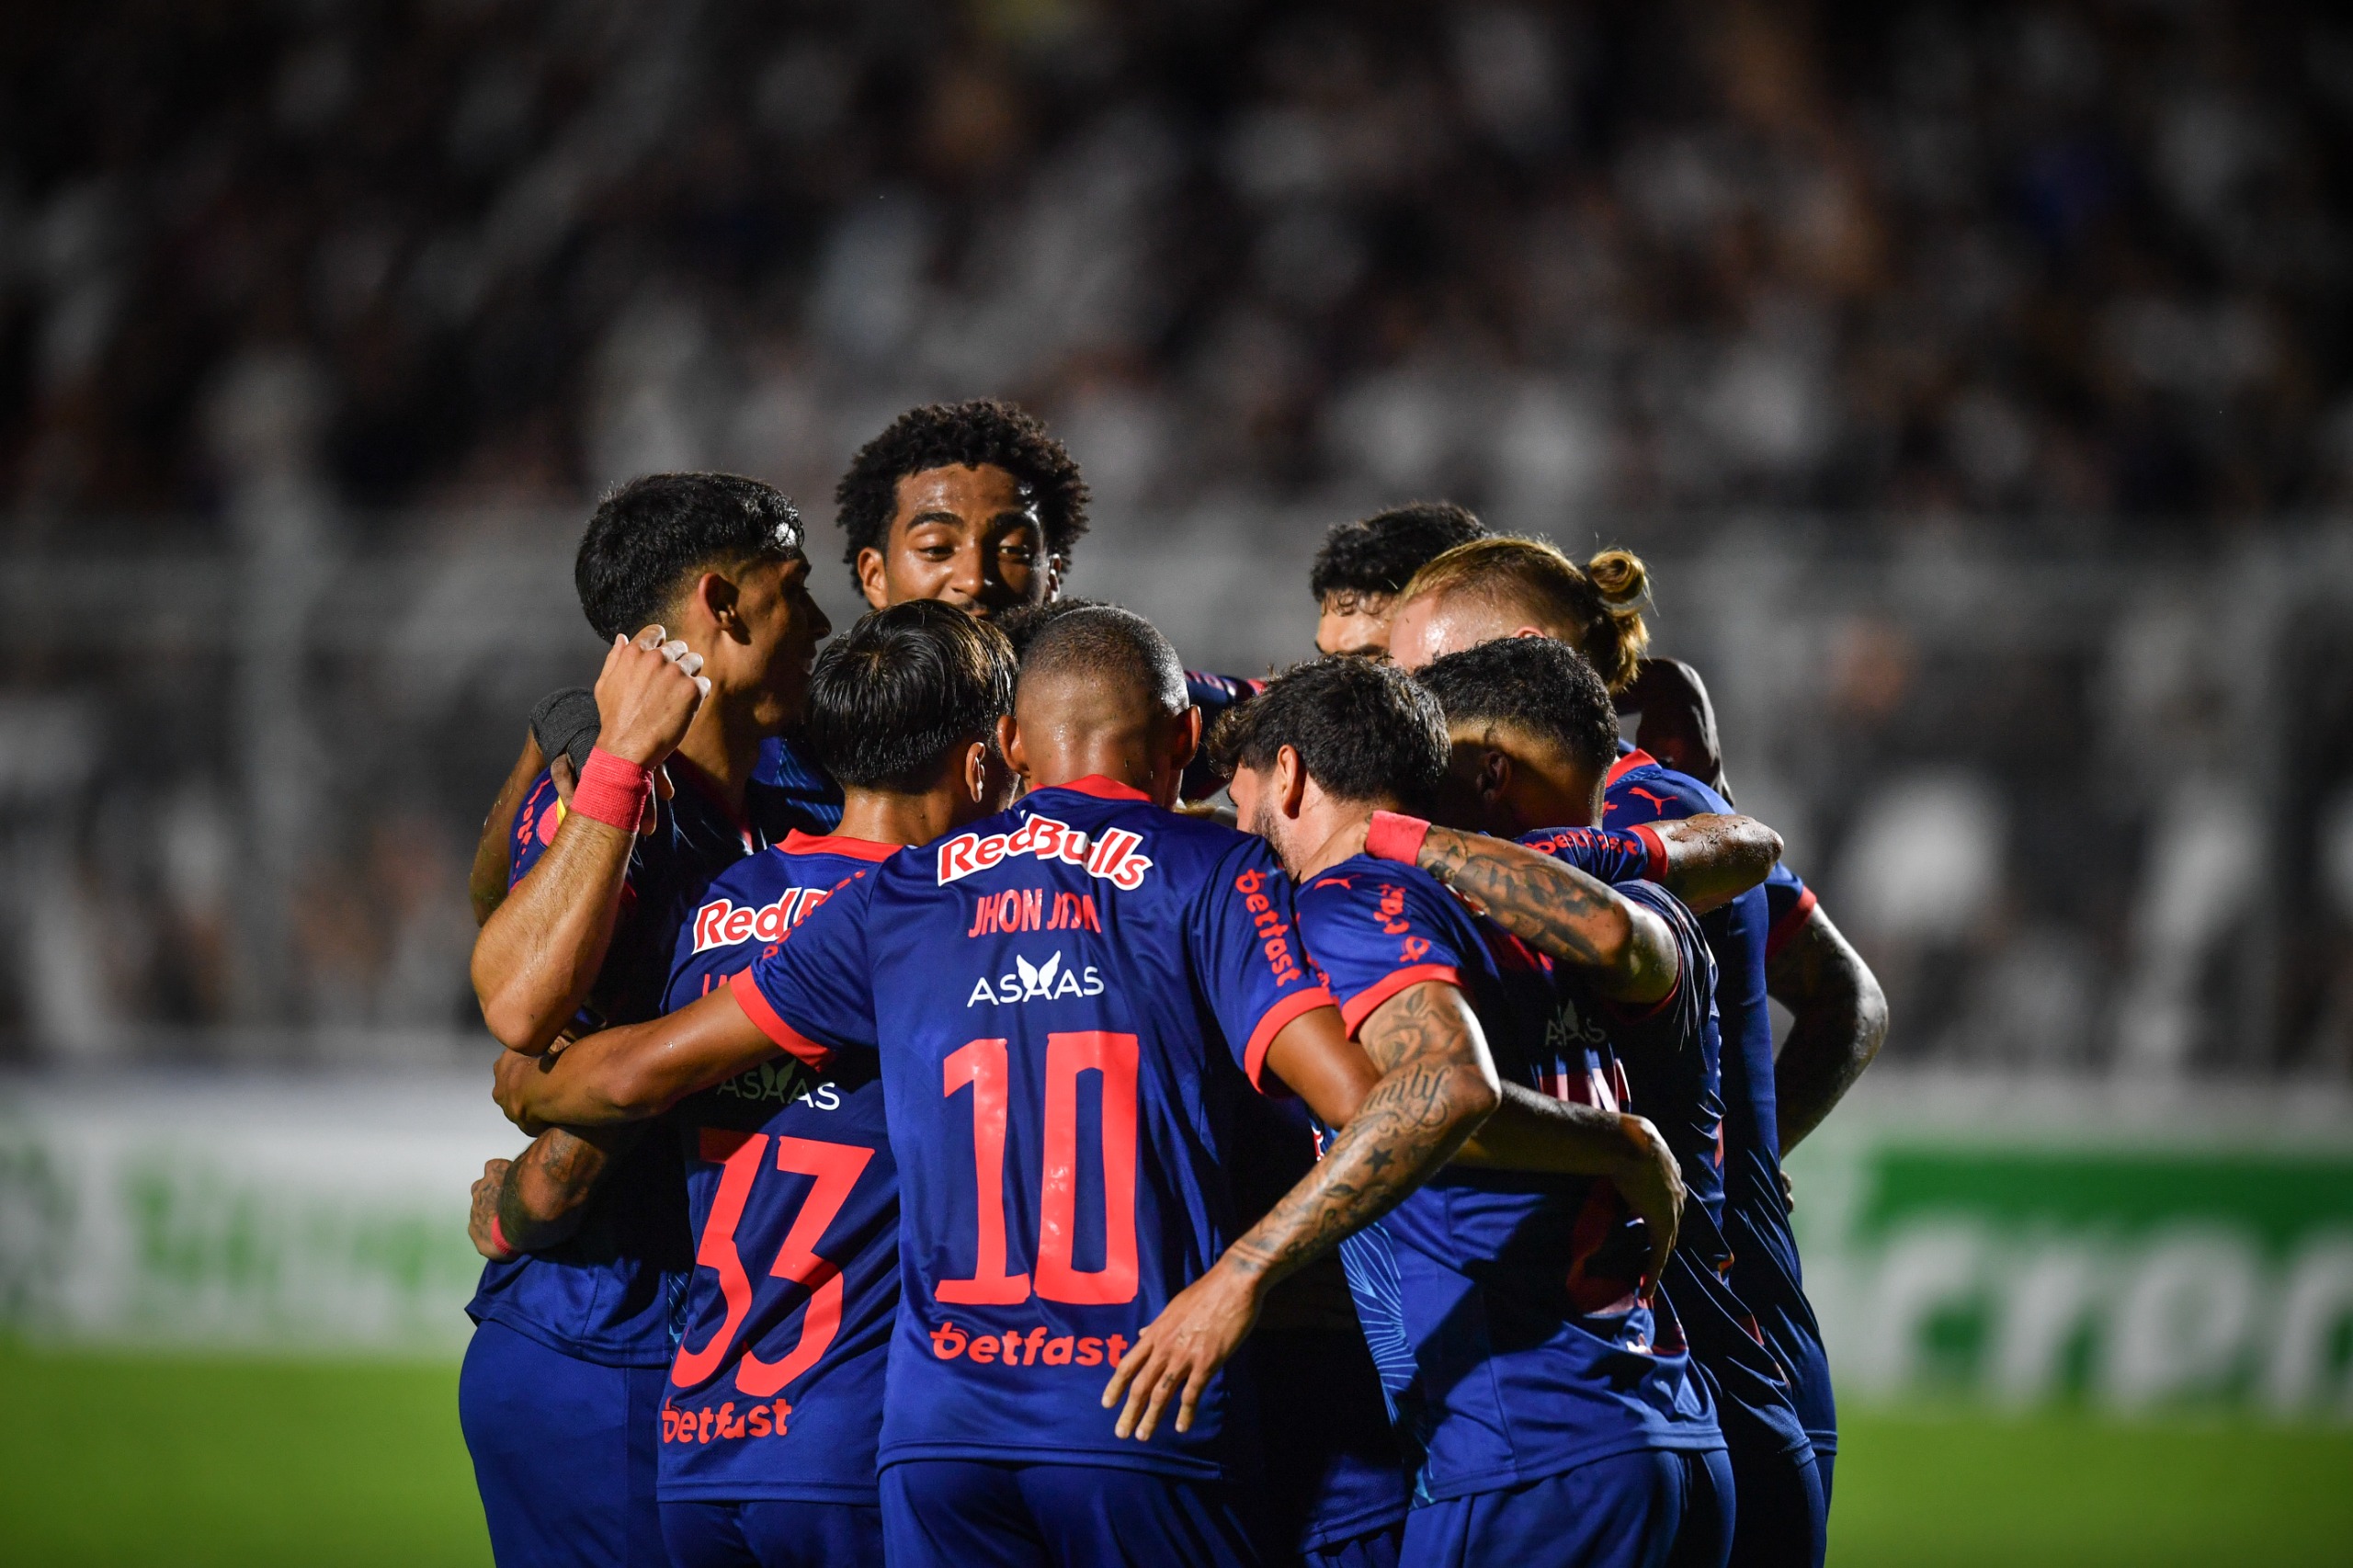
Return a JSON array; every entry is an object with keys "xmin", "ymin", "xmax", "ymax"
[
  {"xmin": 1365, "ymin": 810, "xmax": 1432, "ymax": 866},
  {"xmin": 489, "ymin": 1214, "xmax": 512, "ymax": 1256},
  {"xmin": 1630, "ymin": 823, "xmax": 1669, "ymax": 882},
  {"xmin": 569, "ymin": 746, "xmax": 654, "ymax": 833}
]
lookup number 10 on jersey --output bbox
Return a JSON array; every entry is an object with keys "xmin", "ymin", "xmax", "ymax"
[{"xmin": 938, "ymin": 1030, "xmax": 1140, "ymax": 1307}]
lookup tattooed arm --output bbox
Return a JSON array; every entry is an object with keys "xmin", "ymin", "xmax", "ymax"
[
  {"xmin": 1414, "ymin": 827, "xmax": 1681, "ymax": 1004},
  {"xmin": 467, "ymin": 1125, "xmax": 642, "ymax": 1259},
  {"xmin": 1638, "ymin": 813, "xmax": 1783, "ymax": 915},
  {"xmin": 1102, "ymin": 986, "xmax": 1498, "ymax": 1441},
  {"xmin": 1769, "ymin": 902, "xmax": 1888, "ymax": 1153}
]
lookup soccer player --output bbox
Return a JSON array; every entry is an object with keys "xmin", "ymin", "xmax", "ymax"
[
  {"xmin": 460, "ymin": 473, "xmax": 833, "ymax": 1568},
  {"xmin": 1215, "ymin": 655, "xmax": 1732, "ymax": 1568},
  {"xmin": 1387, "ymin": 536, "xmax": 1883, "ymax": 1516},
  {"xmin": 492, "ymin": 604, "xmax": 1507, "ymax": 1568},
  {"xmin": 492, "ymin": 600, "xmax": 1019, "ymax": 1568},
  {"xmin": 1410, "ymin": 635, "xmax": 1824, "ymax": 1568},
  {"xmin": 1309, "ymin": 502, "xmax": 1488, "ymax": 658}
]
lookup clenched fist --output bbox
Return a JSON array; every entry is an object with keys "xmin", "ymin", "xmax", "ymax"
[
  {"xmin": 470, "ymin": 1158, "xmax": 517, "ymax": 1261},
  {"xmin": 593, "ymin": 624, "xmax": 709, "ymax": 769}
]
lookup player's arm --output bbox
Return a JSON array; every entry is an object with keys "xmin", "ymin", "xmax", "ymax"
[
  {"xmin": 1377, "ymin": 817, "xmax": 1681, "ymax": 1004},
  {"xmin": 470, "ymin": 732, "xmax": 545, "ymax": 927},
  {"xmin": 472, "ymin": 629, "xmax": 706, "ymax": 1054},
  {"xmin": 1769, "ymin": 902, "xmax": 1888, "ymax": 1153},
  {"xmin": 492, "ymin": 983, "xmax": 779, "ymax": 1129},
  {"xmin": 467, "ymin": 1125, "xmax": 644, "ymax": 1259},
  {"xmin": 1105, "ymin": 992, "xmax": 1499, "ymax": 1441},
  {"xmin": 1449, "ymin": 1089, "xmax": 1683, "ymax": 1284},
  {"xmin": 1638, "ymin": 813, "xmax": 1782, "ymax": 914}
]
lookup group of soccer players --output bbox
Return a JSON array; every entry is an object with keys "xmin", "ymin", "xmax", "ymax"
[{"xmin": 455, "ymin": 399, "xmax": 1890, "ymax": 1568}]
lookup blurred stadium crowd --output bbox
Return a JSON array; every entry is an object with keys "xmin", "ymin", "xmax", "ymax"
[{"xmin": 2, "ymin": 1, "xmax": 2352, "ymax": 1076}]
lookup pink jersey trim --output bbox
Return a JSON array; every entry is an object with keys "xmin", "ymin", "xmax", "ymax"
[
  {"xmin": 1605, "ymin": 748, "xmax": 1659, "ymax": 789},
  {"xmin": 1339, "ymin": 963, "xmax": 1463, "ymax": 1037},
  {"xmin": 1765, "ymin": 884, "xmax": 1819, "ymax": 964},
  {"xmin": 1630, "ymin": 822, "xmax": 1669, "ymax": 882},
  {"xmin": 1043, "ymin": 774, "xmax": 1153, "ymax": 802},
  {"xmin": 726, "ymin": 970, "xmax": 835, "ymax": 1069},
  {"xmin": 1243, "ymin": 987, "xmax": 1339, "ymax": 1092},
  {"xmin": 781, "ymin": 829, "xmax": 898, "ymax": 863}
]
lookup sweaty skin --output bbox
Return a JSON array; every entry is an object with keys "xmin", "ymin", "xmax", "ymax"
[{"xmin": 858, "ymin": 463, "xmax": 1059, "ymax": 619}]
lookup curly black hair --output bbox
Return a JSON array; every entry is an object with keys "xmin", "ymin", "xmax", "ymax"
[
  {"xmin": 1415, "ymin": 636, "xmax": 1620, "ymax": 780},
  {"xmin": 833, "ymin": 400, "xmax": 1090, "ymax": 581},
  {"xmin": 1309, "ymin": 501, "xmax": 1487, "ymax": 603}
]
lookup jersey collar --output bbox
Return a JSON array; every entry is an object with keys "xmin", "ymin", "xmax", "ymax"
[
  {"xmin": 779, "ymin": 828, "xmax": 899, "ymax": 863},
  {"xmin": 1605, "ymin": 748, "xmax": 1658, "ymax": 788},
  {"xmin": 1037, "ymin": 774, "xmax": 1153, "ymax": 803}
]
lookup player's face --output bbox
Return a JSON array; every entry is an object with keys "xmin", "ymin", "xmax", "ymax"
[
  {"xmin": 1440, "ymin": 722, "xmax": 1603, "ymax": 835},
  {"xmin": 1315, "ymin": 591, "xmax": 1394, "ymax": 658},
  {"xmin": 1386, "ymin": 592, "xmax": 1531, "ymax": 672},
  {"xmin": 858, "ymin": 463, "xmax": 1057, "ymax": 619},
  {"xmin": 1225, "ymin": 764, "xmax": 1292, "ymax": 870},
  {"xmin": 729, "ymin": 554, "xmax": 832, "ymax": 733}
]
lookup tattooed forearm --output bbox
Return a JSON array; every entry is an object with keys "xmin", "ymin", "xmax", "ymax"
[
  {"xmin": 1418, "ymin": 828, "xmax": 1678, "ymax": 1003},
  {"xmin": 494, "ymin": 1125, "xmax": 634, "ymax": 1253},
  {"xmin": 1769, "ymin": 907, "xmax": 1888, "ymax": 1153},
  {"xmin": 1218, "ymin": 983, "xmax": 1497, "ymax": 1286}
]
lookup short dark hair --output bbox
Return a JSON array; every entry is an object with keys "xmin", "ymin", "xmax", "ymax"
[
  {"xmin": 1208, "ymin": 657, "xmax": 1449, "ymax": 811},
  {"xmin": 1309, "ymin": 502, "xmax": 1487, "ymax": 603},
  {"xmin": 994, "ymin": 596, "xmax": 1109, "ymax": 661},
  {"xmin": 574, "ymin": 473, "xmax": 804, "ymax": 642},
  {"xmin": 834, "ymin": 400, "xmax": 1090, "ymax": 580},
  {"xmin": 803, "ymin": 600, "xmax": 1017, "ymax": 790},
  {"xmin": 1017, "ymin": 604, "xmax": 1187, "ymax": 717},
  {"xmin": 1415, "ymin": 637, "xmax": 1620, "ymax": 779}
]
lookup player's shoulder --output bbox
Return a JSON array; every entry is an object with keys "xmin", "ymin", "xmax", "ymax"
[
  {"xmin": 1605, "ymin": 752, "xmax": 1725, "ymax": 820},
  {"xmin": 1301, "ymin": 853, "xmax": 1460, "ymax": 925}
]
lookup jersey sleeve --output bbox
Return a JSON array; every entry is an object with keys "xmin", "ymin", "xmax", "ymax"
[
  {"xmin": 1518, "ymin": 824, "xmax": 1663, "ymax": 886},
  {"xmin": 733, "ymin": 876, "xmax": 880, "ymax": 1070},
  {"xmin": 1295, "ymin": 865, "xmax": 1478, "ymax": 1040},
  {"xmin": 1180, "ymin": 672, "xmax": 1267, "ymax": 802},
  {"xmin": 1189, "ymin": 835, "xmax": 1337, "ymax": 1089},
  {"xmin": 1762, "ymin": 862, "xmax": 1817, "ymax": 964},
  {"xmin": 507, "ymin": 771, "xmax": 564, "ymax": 889},
  {"xmin": 1605, "ymin": 881, "xmax": 1714, "ymax": 1049}
]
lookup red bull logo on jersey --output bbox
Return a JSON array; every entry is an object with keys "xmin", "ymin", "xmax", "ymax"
[
  {"xmin": 1233, "ymin": 868, "xmax": 1305, "ymax": 987},
  {"xmin": 927, "ymin": 1319, "xmax": 1129, "ymax": 1369},
  {"xmin": 691, "ymin": 886, "xmax": 833, "ymax": 953},
  {"xmin": 936, "ymin": 814, "xmax": 1154, "ymax": 891}
]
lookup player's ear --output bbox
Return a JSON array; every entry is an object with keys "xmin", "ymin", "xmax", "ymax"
[
  {"xmin": 996, "ymin": 713, "xmax": 1029, "ymax": 782},
  {"xmin": 856, "ymin": 547, "xmax": 891, "ymax": 612},
  {"xmin": 1170, "ymin": 706, "xmax": 1202, "ymax": 772},
  {"xmin": 1478, "ymin": 747, "xmax": 1511, "ymax": 804},
  {"xmin": 961, "ymin": 739, "xmax": 990, "ymax": 804},
  {"xmin": 691, "ymin": 571, "xmax": 744, "ymax": 642},
  {"xmin": 1276, "ymin": 745, "xmax": 1309, "ymax": 818}
]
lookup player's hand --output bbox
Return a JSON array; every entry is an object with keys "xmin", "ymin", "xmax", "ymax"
[
  {"xmin": 1779, "ymin": 1166, "xmax": 1795, "ymax": 1213},
  {"xmin": 593, "ymin": 624, "xmax": 708, "ymax": 769},
  {"xmin": 1609, "ymin": 1112, "xmax": 1685, "ymax": 1292},
  {"xmin": 1102, "ymin": 1258, "xmax": 1262, "ymax": 1441},
  {"xmin": 471, "ymin": 1159, "xmax": 517, "ymax": 1261},
  {"xmin": 492, "ymin": 1049, "xmax": 551, "ymax": 1135}
]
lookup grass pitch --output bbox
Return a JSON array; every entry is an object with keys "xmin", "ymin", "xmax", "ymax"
[{"xmin": 2, "ymin": 1343, "xmax": 2347, "ymax": 1566}]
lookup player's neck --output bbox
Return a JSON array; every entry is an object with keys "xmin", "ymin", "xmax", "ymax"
[
  {"xmin": 1028, "ymin": 744, "xmax": 1176, "ymax": 808},
  {"xmin": 835, "ymin": 787, "xmax": 962, "ymax": 848},
  {"xmin": 1288, "ymin": 797, "xmax": 1383, "ymax": 881},
  {"xmin": 672, "ymin": 695, "xmax": 764, "ymax": 812}
]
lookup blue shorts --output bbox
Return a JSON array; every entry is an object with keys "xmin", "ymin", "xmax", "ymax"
[
  {"xmin": 459, "ymin": 1318, "xmax": 668, "ymax": 1567},
  {"xmin": 880, "ymin": 1459, "xmax": 1262, "ymax": 1568},
  {"xmin": 1400, "ymin": 1448, "xmax": 1734, "ymax": 1568},
  {"xmin": 1724, "ymin": 1444, "xmax": 1824, "ymax": 1568},
  {"xmin": 1306, "ymin": 1520, "xmax": 1404, "ymax": 1568},
  {"xmin": 661, "ymin": 1497, "xmax": 884, "ymax": 1567}
]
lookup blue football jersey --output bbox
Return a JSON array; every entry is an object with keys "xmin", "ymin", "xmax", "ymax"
[
  {"xmin": 654, "ymin": 831, "xmax": 902, "ymax": 1504},
  {"xmin": 1762, "ymin": 860, "xmax": 1818, "ymax": 967},
  {"xmin": 734, "ymin": 777, "xmax": 1335, "ymax": 1483},
  {"xmin": 1601, "ymin": 751, "xmax": 1824, "ymax": 1458},
  {"xmin": 755, "ymin": 733, "xmax": 845, "ymax": 832},
  {"xmin": 466, "ymin": 760, "xmax": 829, "ymax": 1366},
  {"xmin": 1296, "ymin": 857, "xmax": 1721, "ymax": 1503},
  {"xmin": 1181, "ymin": 670, "xmax": 1265, "ymax": 802}
]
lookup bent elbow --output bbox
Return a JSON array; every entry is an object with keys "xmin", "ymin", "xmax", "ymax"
[
  {"xmin": 1449, "ymin": 1066, "xmax": 1502, "ymax": 1132},
  {"xmin": 479, "ymin": 989, "xmax": 555, "ymax": 1056}
]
